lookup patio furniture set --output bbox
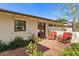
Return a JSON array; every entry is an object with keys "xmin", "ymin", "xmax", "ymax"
[{"xmin": 47, "ymin": 32, "xmax": 72, "ymax": 44}]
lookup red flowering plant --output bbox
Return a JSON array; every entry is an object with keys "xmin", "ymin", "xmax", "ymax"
[
  {"xmin": 48, "ymin": 32, "xmax": 57, "ymax": 40},
  {"xmin": 57, "ymin": 32, "xmax": 72, "ymax": 44}
]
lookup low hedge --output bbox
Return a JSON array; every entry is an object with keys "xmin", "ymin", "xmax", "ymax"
[
  {"xmin": 0, "ymin": 40, "xmax": 9, "ymax": 52},
  {"xmin": 0, "ymin": 37, "xmax": 30, "ymax": 52}
]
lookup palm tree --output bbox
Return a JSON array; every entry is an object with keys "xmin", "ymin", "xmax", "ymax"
[
  {"xmin": 77, "ymin": 10, "xmax": 79, "ymax": 32},
  {"xmin": 58, "ymin": 3, "xmax": 77, "ymax": 31},
  {"xmin": 47, "ymin": 3, "xmax": 78, "ymax": 31},
  {"xmin": 71, "ymin": 3, "xmax": 76, "ymax": 31}
]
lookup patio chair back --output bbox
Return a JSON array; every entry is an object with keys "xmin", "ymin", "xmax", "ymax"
[
  {"xmin": 56, "ymin": 32, "xmax": 72, "ymax": 44},
  {"xmin": 63, "ymin": 32, "xmax": 72, "ymax": 39},
  {"xmin": 48, "ymin": 32, "xmax": 57, "ymax": 40}
]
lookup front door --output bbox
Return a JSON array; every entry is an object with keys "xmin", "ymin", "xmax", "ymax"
[{"xmin": 38, "ymin": 22, "xmax": 46, "ymax": 38}]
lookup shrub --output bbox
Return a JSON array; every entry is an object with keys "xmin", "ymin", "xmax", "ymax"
[
  {"xmin": 8, "ymin": 36, "xmax": 28, "ymax": 50},
  {"xmin": 28, "ymin": 34, "xmax": 36, "ymax": 43},
  {"xmin": 0, "ymin": 36, "xmax": 30, "ymax": 52},
  {"xmin": 26, "ymin": 33, "xmax": 43, "ymax": 56},
  {"xmin": 28, "ymin": 33, "xmax": 42, "ymax": 43},
  {"xmin": 0, "ymin": 34, "xmax": 42, "ymax": 52},
  {"xmin": 60, "ymin": 43, "xmax": 79, "ymax": 56},
  {"xmin": 0, "ymin": 40, "xmax": 8, "ymax": 52},
  {"xmin": 26, "ymin": 42, "xmax": 42, "ymax": 56}
]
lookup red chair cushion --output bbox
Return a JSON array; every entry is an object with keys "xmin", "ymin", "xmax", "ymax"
[
  {"xmin": 48, "ymin": 32, "xmax": 57, "ymax": 40},
  {"xmin": 57, "ymin": 32, "xmax": 72, "ymax": 44},
  {"xmin": 63, "ymin": 32, "xmax": 72, "ymax": 39}
]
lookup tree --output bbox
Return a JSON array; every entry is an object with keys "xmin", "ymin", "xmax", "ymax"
[
  {"xmin": 71, "ymin": 3, "xmax": 76, "ymax": 31},
  {"xmin": 77, "ymin": 10, "xmax": 79, "ymax": 32},
  {"xmin": 48, "ymin": 3, "xmax": 78, "ymax": 31},
  {"xmin": 58, "ymin": 3, "xmax": 79, "ymax": 31},
  {"xmin": 57, "ymin": 18, "xmax": 68, "ymax": 23}
]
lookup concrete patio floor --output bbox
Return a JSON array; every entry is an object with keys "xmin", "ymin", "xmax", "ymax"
[{"xmin": 38, "ymin": 40, "xmax": 66, "ymax": 56}]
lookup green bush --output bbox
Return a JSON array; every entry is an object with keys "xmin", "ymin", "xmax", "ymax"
[
  {"xmin": 60, "ymin": 43, "xmax": 79, "ymax": 56},
  {"xmin": 28, "ymin": 33, "xmax": 42, "ymax": 43},
  {"xmin": 0, "ymin": 34, "xmax": 42, "ymax": 52},
  {"xmin": 26, "ymin": 42, "xmax": 42, "ymax": 56},
  {"xmin": 28, "ymin": 34, "xmax": 36, "ymax": 43},
  {"xmin": 26, "ymin": 34, "xmax": 43, "ymax": 56},
  {"xmin": 8, "ymin": 37, "xmax": 27, "ymax": 50},
  {"xmin": 0, "ymin": 36, "xmax": 30, "ymax": 52},
  {"xmin": 0, "ymin": 40, "xmax": 8, "ymax": 52}
]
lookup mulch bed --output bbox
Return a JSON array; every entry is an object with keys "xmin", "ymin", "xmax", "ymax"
[{"xmin": 0, "ymin": 47, "xmax": 26, "ymax": 56}]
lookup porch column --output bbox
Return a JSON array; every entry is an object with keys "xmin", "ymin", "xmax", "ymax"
[{"xmin": 45, "ymin": 23, "xmax": 49, "ymax": 38}]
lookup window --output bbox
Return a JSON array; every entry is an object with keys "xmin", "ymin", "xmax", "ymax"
[
  {"xmin": 58, "ymin": 25, "xmax": 60, "ymax": 27},
  {"xmin": 60, "ymin": 25, "xmax": 62, "ymax": 27},
  {"xmin": 49, "ymin": 24, "xmax": 53, "ymax": 26},
  {"xmin": 14, "ymin": 20, "xmax": 26, "ymax": 31},
  {"xmin": 54, "ymin": 24, "xmax": 56, "ymax": 27}
]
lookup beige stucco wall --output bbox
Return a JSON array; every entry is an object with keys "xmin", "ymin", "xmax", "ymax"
[
  {"xmin": 47, "ymin": 20, "xmax": 64, "ymax": 32},
  {"xmin": 0, "ymin": 11, "xmax": 38, "ymax": 42},
  {"xmin": 0, "ymin": 11, "xmax": 64, "ymax": 43}
]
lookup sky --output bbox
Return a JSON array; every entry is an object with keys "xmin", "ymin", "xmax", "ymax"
[{"xmin": 0, "ymin": 3, "xmax": 79, "ymax": 22}]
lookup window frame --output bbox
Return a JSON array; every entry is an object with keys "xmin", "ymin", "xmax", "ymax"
[
  {"xmin": 49, "ymin": 24, "xmax": 53, "ymax": 27},
  {"xmin": 14, "ymin": 20, "xmax": 26, "ymax": 32}
]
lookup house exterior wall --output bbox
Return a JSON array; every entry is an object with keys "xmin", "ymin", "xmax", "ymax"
[
  {"xmin": 0, "ymin": 11, "xmax": 64, "ymax": 42},
  {"xmin": 65, "ymin": 27, "xmax": 72, "ymax": 32},
  {"xmin": 47, "ymin": 20, "xmax": 64, "ymax": 33},
  {"xmin": 0, "ymin": 11, "xmax": 38, "ymax": 42}
]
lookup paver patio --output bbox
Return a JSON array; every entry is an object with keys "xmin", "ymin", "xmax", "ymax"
[{"xmin": 38, "ymin": 40, "xmax": 66, "ymax": 56}]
